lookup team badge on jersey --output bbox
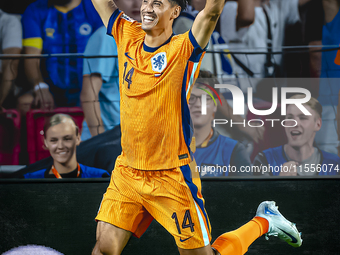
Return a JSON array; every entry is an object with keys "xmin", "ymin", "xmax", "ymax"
[
  {"xmin": 79, "ymin": 23, "xmax": 92, "ymax": 35},
  {"xmin": 45, "ymin": 28, "xmax": 55, "ymax": 38},
  {"xmin": 151, "ymin": 52, "xmax": 167, "ymax": 72}
]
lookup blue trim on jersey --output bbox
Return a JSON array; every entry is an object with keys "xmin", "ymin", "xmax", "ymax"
[
  {"xmin": 107, "ymin": 9, "xmax": 121, "ymax": 37},
  {"xmin": 188, "ymin": 30, "xmax": 205, "ymax": 62},
  {"xmin": 181, "ymin": 67, "xmax": 193, "ymax": 157},
  {"xmin": 181, "ymin": 35, "xmax": 205, "ymax": 155},
  {"xmin": 143, "ymin": 34, "xmax": 175, "ymax": 53},
  {"xmin": 263, "ymin": 145, "xmax": 340, "ymax": 176},
  {"xmin": 180, "ymin": 164, "xmax": 210, "ymax": 232}
]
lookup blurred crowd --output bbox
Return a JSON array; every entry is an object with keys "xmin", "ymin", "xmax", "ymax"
[{"xmin": 0, "ymin": 0, "xmax": 340, "ymax": 178}]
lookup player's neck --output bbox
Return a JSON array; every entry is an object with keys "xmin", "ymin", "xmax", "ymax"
[
  {"xmin": 52, "ymin": 157, "xmax": 78, "ymax": 174},
  {"xmin": 54, "ymin": 0, "xmax": 81, "ymax": 13},
  {"xmin": 194, "ymin": 124, "xmax": 212, "ymax": 147},
  {"xmin": 144, "ymin": 27, "xmax": 173, "ymax": 48},
  {"xmin": 284, "ymin": 142, "xmax": 315, "ymax": 163}
]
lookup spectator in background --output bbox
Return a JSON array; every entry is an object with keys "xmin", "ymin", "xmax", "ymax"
[
  {"xmin": 253, "ymin": 95, "xmax": 340, "ymax": 176},
  {"xmin": 220, "ymin": 0, "xmax": 309, "ymax": 83},
  {"xmin": 80, "ymin": 0, "xmax": 141, "ymax": 141},
  {"xmin": 24, "ymin": 113, "xmax": 110, "ymax": 178},
  {"xmin": 313, "ymin": 0, "xmax": 340, "ymax": 155},
  {"xmin": 189, "ymin": 71, "xmax": 252, "ymax": 177},
  {"xmin": 22, "ymin": 0, "xmax": 103, "ymax": 110},
  {"xmin": 0, "ymin": 9, "xmax": 22, "ymax": 110}
]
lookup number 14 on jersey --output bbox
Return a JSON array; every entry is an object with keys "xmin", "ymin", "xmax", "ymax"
[{"xmin": 123, "ymin": 62, "xmax": 134, "ymax": 89}]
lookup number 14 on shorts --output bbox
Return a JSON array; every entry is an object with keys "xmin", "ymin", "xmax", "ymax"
[{"xmin": 172, "ymin": 210, "xmax": 195, "ymax": 235}]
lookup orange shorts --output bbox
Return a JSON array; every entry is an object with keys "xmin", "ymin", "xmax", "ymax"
[{"xmin": 96, "ymin": 156, "xmax": 212, "ymax": 249}]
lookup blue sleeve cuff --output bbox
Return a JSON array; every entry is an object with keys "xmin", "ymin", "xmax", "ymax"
[
  {"xmin": 107, "ymin": 9, "xmax": 122, "ymax": 37},
  {"xmin": 188, "ymin": 29, "xmax": 207, "ymax": 53},
  {"xmin": 188, "ymin": 30, "xmax": 207, "ymax": 62}
]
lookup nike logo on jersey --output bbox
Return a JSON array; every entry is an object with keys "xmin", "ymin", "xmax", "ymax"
[
  {"xmin": 125, "ymin": 52, "xmax": 135, "ymax": 60},
  {"xmin": 277, "ymin": 227, "xmax": 298, "ymax": 243},
  {"xmin": 180, "ymin": 236, "xmax": 194, "ymax": 242}
]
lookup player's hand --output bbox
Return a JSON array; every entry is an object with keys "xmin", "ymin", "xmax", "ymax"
[
  {"xmin": 34, "ymin": 88, "xmax": 54, "ymax": 110},
  {"xmin": 279, "ymin": 161, "xmax": 298, "ymax": 176}
]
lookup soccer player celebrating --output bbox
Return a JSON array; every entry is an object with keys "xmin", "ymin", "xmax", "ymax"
[{"xmin": 90, "ymin": 0, "xmax": 303, "ymax": 254}]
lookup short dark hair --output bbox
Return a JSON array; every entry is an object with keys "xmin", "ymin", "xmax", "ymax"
[
  {"xmin": 168, "ymin": 0, "xmax": 189, "ymax": 12},
  {"xmin": 43, "ymin": 114, "xmax": 79, "ymax": 138}
]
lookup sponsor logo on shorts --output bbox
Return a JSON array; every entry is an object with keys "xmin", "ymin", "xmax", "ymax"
[{"xmin": 178, "ymin": 154, "xmax": 189, "ymax": 160}]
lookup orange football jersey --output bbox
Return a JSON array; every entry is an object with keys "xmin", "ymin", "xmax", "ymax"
[{"xmin": 108, "ymin": 10, "xmax": 205, "ymax": 170}]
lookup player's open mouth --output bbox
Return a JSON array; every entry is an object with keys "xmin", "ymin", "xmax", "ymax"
[{"xmin": 143, "ymin": 15, "xmax": 155, "ymax": 22}]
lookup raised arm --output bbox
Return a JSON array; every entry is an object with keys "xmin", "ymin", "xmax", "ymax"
[
  {"xmin": 191, "ymin": 0, "xmax": 225, "ymax": 49},
  {"xmin": 80, "ymin": 74, "xmax": 105, "ymax": 137},
  {"xmin": 91, "ymin": 0, "xmax": 118, "ymax": 27}
]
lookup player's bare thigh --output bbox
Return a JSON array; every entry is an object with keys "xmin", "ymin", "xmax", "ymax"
[
  {"xmin": 92, "ymin": 221, "xmax": 132, "ymax": 255},
  {"xmin": 178, "ymin": 245, "xmax": 219, "ymax": 255}
]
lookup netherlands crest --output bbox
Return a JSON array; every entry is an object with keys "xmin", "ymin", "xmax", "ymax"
[{"xmin": 151, "ymin": 52, "xmax": 167, "ymax": 73}]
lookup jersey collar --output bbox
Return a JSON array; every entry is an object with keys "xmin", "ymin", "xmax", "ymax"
[{"xmin": 143, "ymin": 33, "xmax": 175, "ymax": 53}]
